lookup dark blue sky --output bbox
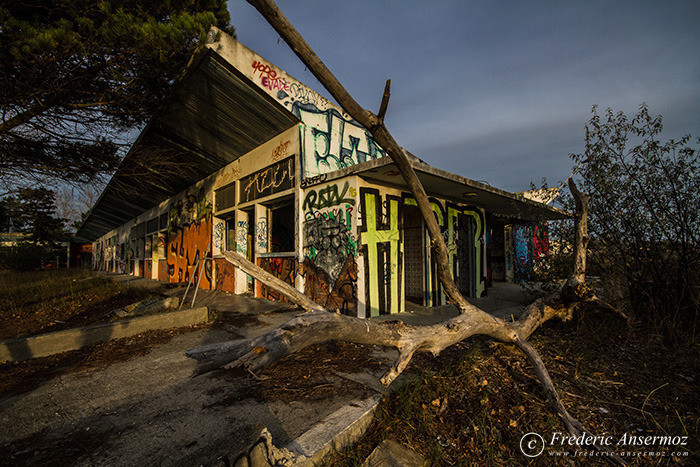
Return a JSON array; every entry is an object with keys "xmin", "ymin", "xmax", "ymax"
[{"xmin": 227, "ymin": 1, "xmax": 699, "ymax": 192}]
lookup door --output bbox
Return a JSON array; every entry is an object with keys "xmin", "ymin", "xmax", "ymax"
[{"xmin": 403, "ymin": 204, "xmax": 424, "ymax": 304}]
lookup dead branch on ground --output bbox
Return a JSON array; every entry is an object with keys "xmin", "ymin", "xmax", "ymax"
[{"xmin": 187, "ymin": 0, "xmax": 627, "ymax": 461}]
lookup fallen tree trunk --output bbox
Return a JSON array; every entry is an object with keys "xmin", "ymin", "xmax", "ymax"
[{"xmin": 188, "ymin": 0, "xmax": 626, "ymax": 462}]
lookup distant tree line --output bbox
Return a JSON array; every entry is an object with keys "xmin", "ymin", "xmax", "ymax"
[{"xmin": 0, "ymin": 188, "xmax": 69, "ymax": 270}]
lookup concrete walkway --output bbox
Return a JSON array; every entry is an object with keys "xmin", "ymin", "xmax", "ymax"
[
  {"xmin": 102, "ymin": 271, "xmax": 299, "ymax": 315},
  {"xmin": 0, "ymin": 311, "xmax": 393, "ymax": 465},
  {"xmin": 0, "ymin": 274, "xmax": 534, "ymax": 464},
  {"xmin": 373, "ymin": 282, "xmax": 531, "ymax": 326}
]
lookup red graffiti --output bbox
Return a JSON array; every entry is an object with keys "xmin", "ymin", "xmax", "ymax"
[
  {"xmin": 533, "ymin": 224, "xmax": 550, "ymax": 259},
  {"xmin": 252, "ymin": 60, "xmax": 290, "ymax": 92},
  {"xmin": 258, "ymin": 257, "xmax": 297, "ymax": 302}
]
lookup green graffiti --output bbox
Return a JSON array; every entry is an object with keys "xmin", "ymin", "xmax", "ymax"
[
  {"xmin": 462, "ymin": 208, "xmax": 485, "ymax": 298},
  {"xmin": 447, "ymin": 206, "xmax": 459, "ymax": 274},
  {"xmin": 404, "ymin": 198, "xmax": 443, "ymax": 223},
  {"xmin": 303, "ymin": 181, "xmax": 356, "ymax": 214},
  {"xmin": 360, "ymin": 190, "xmax": 402, "ymax": 317},
  {"xmin": 404, "ymin": 197, "xmax": 484, "ymax": 300},
  {"xmin": 404, "ymin": 197, "xmax": 445, "ymax": 306}
]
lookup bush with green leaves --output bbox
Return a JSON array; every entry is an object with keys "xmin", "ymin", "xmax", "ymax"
[{"xmin": 566, "ymin": 105, "xmax": 699, "ymax": 341}]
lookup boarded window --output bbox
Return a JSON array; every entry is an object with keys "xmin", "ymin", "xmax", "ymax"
[
  {"xmin": 146, "ymin": 218, "xmax": 159, "ymax": 234},
  {"xmin": 239, "ymin": 157, "xmax": 294, "ymax": 204},
  {"xmin": 216, "ymin": 182, "xmax": 236, "ymax": 212}
]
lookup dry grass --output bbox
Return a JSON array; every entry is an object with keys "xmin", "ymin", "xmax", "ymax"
[
  {"xmin": 0, "ymin": 269, "xmax": 151, "ymax": 339},
  {"xmin": 325, "ymin": 314, "xmax": 698, "ymax": 465}
]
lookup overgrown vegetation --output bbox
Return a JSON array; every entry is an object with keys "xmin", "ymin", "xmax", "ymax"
[
  {"xmin": 530, "ymin": 105, "xmax": 699, "ymax": 344},
  {"xmin": 571, "ymin": 105, "xmax": 699, "ymax": 343},
  {"xmin": 326, "ymin": 315, "xmax": 698, "ymax": 465},
  {"xmin": 0, "ymin": 268, "xmax": 151, "ymax": 339}
]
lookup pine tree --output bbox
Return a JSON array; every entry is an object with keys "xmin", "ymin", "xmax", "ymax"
[{"xmin": 0, "ymin": 0, "xmax": 234, "ymax": 190}]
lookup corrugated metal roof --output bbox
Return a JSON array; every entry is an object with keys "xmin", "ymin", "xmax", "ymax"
[{"xmin": 77, "ymin": 50, "xmax": 299, "ymax": 242}]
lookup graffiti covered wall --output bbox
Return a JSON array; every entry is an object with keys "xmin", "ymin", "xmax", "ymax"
[
  {"xmin": 207, "ymin": 36, "xmax": 386, "ymax": 178},
  {"xmin": 359, "ymin": 187, "xmax": 403, "ymax": 316},
  {"xmin": 295, "ymin": 105, "xmax": 385, "ymax": 177},
  {"xmin": 214, "ymin": 258, "xmax": 236, "ymax": 292},
  {"xmin": 513, "ymin": 223, "xmax": 549, "ymax": 282},
  {"xmin": 258, "ymin": 257, "xmax": 297, "ymax": 302},
  {"xmin": 459, "ymin": 206, "xmax": 486, "ymax": 298},
  {"xmin": 166, "ymin": 188, "xmax": 213, "ymax": 288},
  {"xmin": 403, "ymin": 196, "xmax": 486, "ymax": 304},
  {"xmin": 302, "ymin": 179, "xmax": 359, "ymax": 315}
]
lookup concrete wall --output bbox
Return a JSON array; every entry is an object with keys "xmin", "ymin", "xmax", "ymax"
[
  {"xmin": 206, "ymin": 32, "xmax": 386, "ymax": 178},
  {"xmin": 93, "ymin": 126, "xmax": 301, "ymax": 293}
]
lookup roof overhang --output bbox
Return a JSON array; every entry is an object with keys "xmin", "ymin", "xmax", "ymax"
[
  {"xmin": 76, "ymin": 49, "xmax": 299, "ymax": 242},
  {"xmin": 308, "ymin": 156, "xmax": 571, "ymax": 221}
]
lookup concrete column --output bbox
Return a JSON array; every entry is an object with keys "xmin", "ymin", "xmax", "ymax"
[
  {"xmin": 504, "ymin": 224, "xmax": 514, "ymax": 283},
  {"xmin": 254, "ymin": 204, "xmax": 269, "ymax": 255},
  {"xmin": 234, "ymin": 209, "xmax": 250, "ymax": 294}
]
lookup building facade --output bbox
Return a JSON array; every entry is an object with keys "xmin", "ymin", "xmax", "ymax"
[{"xmin": 78, "ymin": 30, "xmax": 567, "ymax": 318}]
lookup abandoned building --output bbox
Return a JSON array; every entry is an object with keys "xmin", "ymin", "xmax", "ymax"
[{"xmin": 76, "ymin": 29, "xmax": 568, "ymax": 318}]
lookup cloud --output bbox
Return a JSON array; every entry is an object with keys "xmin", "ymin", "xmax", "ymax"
[{"xmin": 228, "ymin": 0, "xmax": 700, "ymax": 191}]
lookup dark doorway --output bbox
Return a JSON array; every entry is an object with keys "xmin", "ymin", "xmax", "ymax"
[
  {"xmin": 404, "ymin": 204, "xmax": 424, "ymax": 304},
  {"xmin": 269, "ymin": 199, "xmax": 295, "ymax": 253},
  {"xmin": 489, "ymin": 219, "xmax": 506, "ymax": 282},
  {"xmin": 457, "ymin": 213, "xmax": 475, "ymax": 297}
]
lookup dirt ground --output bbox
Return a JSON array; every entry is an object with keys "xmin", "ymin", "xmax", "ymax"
[
  {"xmin": 325, "ymin": 313, "xmax": 699, "ymax": 465},
  {"xmin": 0, "ymin": 270, "xmax": 153, "ymax": 340}
]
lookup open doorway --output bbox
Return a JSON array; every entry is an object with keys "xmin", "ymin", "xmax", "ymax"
[{"xmin": 268, "ymin": 198, "xmax": 295, "ymax": 253}]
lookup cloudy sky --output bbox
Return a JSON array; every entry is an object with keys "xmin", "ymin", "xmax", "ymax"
[{"xmin": 226, "ymin": 1, "xmax": 699, "ymax": 192}]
